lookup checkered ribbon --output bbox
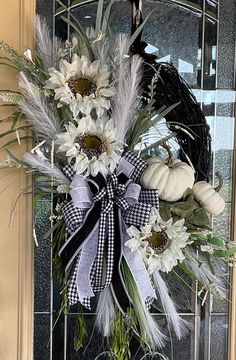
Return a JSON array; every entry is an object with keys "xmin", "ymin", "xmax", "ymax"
[
  {"xmin": 59, "ymin": 152, "xmax": 159, "ymax": 310},
  {"xmin": 93, "ymin": 173, "xmax": 130, "ymax": 290}
]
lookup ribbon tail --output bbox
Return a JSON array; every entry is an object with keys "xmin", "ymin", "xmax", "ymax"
[
  {"xmin": 59, "ymin": 203, "xmax": 100, "ymax": 271},
  {"xmin": 70, "ymin": 173, "xmax": 93, "ymax": 209},
  {"xmin": 75, "ymin": 222, "xmax": 100, "ymax": 303}
]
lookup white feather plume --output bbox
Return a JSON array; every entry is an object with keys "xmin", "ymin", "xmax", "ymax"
[
  {"xmin": 184, "ymin": 251, "xmax": 227, "ymax": 299},
  {"xmin": 112, "ymin": 34, "xmax": 142, "ymax": 143},
  {"xmin": 115, "ymin": 33, "xmax": 129, "ymax": 63},
  {"xmin": 24, "ymin": 153, "xmax": 69, "ymax": 183},
  {"xmin": 34, "ymin": 15, "xmax": 63, "ymax": 69},
  {"xmin": 18, "ymin": 72, "xmax": 60, "ymax": 139},
  {"xmin": 95, "ymin": 287, "xmax": 115, "ymax": 337},
  {"xmin": 34, "ymin": 15, "xmax": 53, "ymax": 69},
  {"xmin": 86, "ymin": 28, "xmax": 110, "ymax": 65},
  {"xmin": 93, "ymin": 39, "xmax": 110, "ymax": 65},
  {"xmin": 137, "ymin": 295, "xmax": 166, "ymax": 349},
  {"xmin": 152, "ymin": 271, "xmax": 189, "ymax": 339},
  {"xmin": 123, "ymin": 259, "xmax": 166, "ymax": 349}
]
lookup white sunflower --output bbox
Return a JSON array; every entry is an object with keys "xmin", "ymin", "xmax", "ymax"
[
  {"xmin": 125, "ymin": 208, "xmax": 190, "ymax": 273},
  {"xmin": 44, "ymin": 54, "xmax": 114, "ymax": 116},
  {"xmin": 55, "ymin": 115, "xmax": 121, "ymax": 177}
]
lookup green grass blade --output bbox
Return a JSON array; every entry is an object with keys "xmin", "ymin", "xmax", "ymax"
[
  {"xmin": 214, "ymin": 247, "xmax": 236, "ymax": 258},
  {"xmin": 0, "ymin": 60, "xmax": 20, "ymax": 70},
  {"xmin": 130, "ymin": 102, "xmax": 180, "ymax": 148},
  {"xmin": 140, "ymin": 133, "xmax": 176, "ymax": 156},
  {"xmin": 5, "ymin": 149, "xmax": 28, "ymax": 167},
  {"xmin": 101, "ymin": 0, "xmax": 115, "ymax": 33},
  {"xmin": 178, "ymin": 262, "xmax": 197, "ymax": 281},
  {"xmin": 0, "ymin": 125, "xmax": 32, "ymax": 139},
  {"xmin": 207, "ymin": 236, "xmax": 225, "ymax": 247},
  {"xmin": 0, "ymin": 89, "xmax": 21, "ymax": 94},
  {"xmin": 43, "ymin": 220, "xmax": 62, "ymax": 239},
  {"xmin": 57, "ymin": 0, "xmax": 94, "ymax": 58},
  {"xmin": 1, "ymin": 136, "xmax": 33, "ymax": 149},
  {"xmin": 95, "ymin": 0, "xmax": 104, "ymax": 34},
  {"xmin": 10, "ymin": 112, "xmax": 24, "ymax": 129},
  {"xmin": 60, "ymin": 15, "xmax": 94, "ymax": 60},
  {"xmin": 127, "ymin": 11, "xmax": 154, "ymax": 50},
  {"xmin": 71, "ymin": 0, "xmax": 95, "ymax": 6},
  {"xmin": 154, "ymin": 101, "xmax": 181, "ymax": 121}
]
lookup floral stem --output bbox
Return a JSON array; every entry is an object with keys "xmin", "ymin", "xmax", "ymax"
[
  {"xmin": 162, "ymin": 142, "xmax": 174, "ymax": 166},
  {"xmin": 214, "ymin": 171, "xmax": 223, "ymax": 192}
]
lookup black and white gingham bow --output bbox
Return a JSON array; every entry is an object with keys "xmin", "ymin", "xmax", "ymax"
[
  {"xmin": 59, "ymin": 152, "xmax": 159, "ymax": 311},
  {"xmin": 93, "ymin": 173, "xmax": 130, "ymax": 290}
]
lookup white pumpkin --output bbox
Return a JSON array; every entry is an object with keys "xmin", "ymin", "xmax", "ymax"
[
  {"xmin": 141, "ymin": 156, "xmax": 195, "ymax": 202},
  {"xmin": 192, "ymin": 181, "xmax": 225, "ymax": 215}
]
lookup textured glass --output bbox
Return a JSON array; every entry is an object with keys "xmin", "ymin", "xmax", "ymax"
[
  {"xmin": 205, "ymin": 0, "xmax": 218, "ymax": 17},
  {"xmin": 164, "ymin": 270, "xmax": 195, "ymax": 313},
  {"xmin": 71, "ymin": 1, "xmax": 131, "ymax": 34},
  {"xmin": 37, "ymin": 0, "xmax": 53, "ymax": 23},
  {"xmin": 188, "ymin": 0, "xmax": 202, "ymax": 6},
  {"xmin": 213, "ymin": 203, "xmax": 231, "ymax": 241},
  {"xmin": 162, "ymin": 316, "xmax": 195, "ymax": 360},
  {"xmin": 55, "ymin": 0, "xmax": 132, "ymax": 39},
  {"xmin": 67, "ymin": 315, "xmax": 107, "ymax": 359},
  {"xmin": 34, "ymin": 0, "xmax": 236, "ymax": 359},
  {"xmin": 142, "ymin": 2, "xmax": 200, "ymax": 87},
  {"xmin": 55, "ymin": 0, "xmax": 69, "ymax": 10},
  {"xmin": 214, "ymin": 110, "xmax": 234, "ymax": 154},
  {"xmin": 203, "ymin": 17, "xmax": 217, "ymax": 89},
  {"xmin": 214, "ymin": 110, "xmax": 234, "ymax": 203},
  {"xmin": 55, "ymin": 15, "xmax": 69, "ymax": 40},
  {"xmin": 217, "ymin": 0, "xmax": 236, "ymax": 88},
  {"xmin": 199, "ymin": 304, "xmax": 211, "ymax": 359},
  {"xmin": 216, "ymin": 102, "xmax": 234, "ymax": 117},
  {"xmin": 52, "ymin": 314, "xmax": 65, "ymax": 360},
  {"xmin": 34, "ymin": 314, "xmax": 51, "ymax": 360},
  {"xmin": 204, "ymin": 97, "xmax": 234, "ymax": 207},
  {"xmin": 211, "ymin": 95, "xmax": 233, "ymax": 316},
  {"xmin": 67, "ymin": 315, "xmax": 194, "ymax": 360},
  {"xmin": 34, "ymin": 199, "xmax": 51, "ymax": 312},
  {"xmin": 203, "ymin": 106, "xmax": 216, "ymax": 126},
  {"xmin": 212, "ymin": 263, "xmax": 229, "ymax": 313},
  {"xmin": 210, "ymin": 315, "xmax": 228, "ymax": 360},
  {"xmin": 58, "ymin": 0, "xmax": 201, "ymax": 87}
]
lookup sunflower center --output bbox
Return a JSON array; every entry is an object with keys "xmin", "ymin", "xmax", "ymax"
[
  {"xmin": 68, "ymin": 76, "xmax": 95, "ymax": 96},
  {"xmin": 76, "ymin": 134, "xmax": 107, "ymax": 159},
  {"xmin": 147, "ymin": 231, "xmax": 171, "ymax": 254}
]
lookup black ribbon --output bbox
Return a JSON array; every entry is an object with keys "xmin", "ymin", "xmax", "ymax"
[
  {"xmin": 59, "ymin": 172, "xmax": 104, "ymax": 267},
  {"xmin": 59, "ymin": 171, "xmax": 131, "ymax": 312}
]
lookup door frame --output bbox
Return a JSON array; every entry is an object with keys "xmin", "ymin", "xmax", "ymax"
[{"xmin": 0, "ymin": 1, "xmax": 35, "ymax": 359}]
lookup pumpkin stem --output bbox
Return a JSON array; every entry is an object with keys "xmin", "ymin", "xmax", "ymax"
[
  {"xmin": 162, "ymin": 143, "xmax": 174, "ymax": 166},
  {"xmin": 214, "ymin": 171, "xmax": 224, "ymax": 192}
]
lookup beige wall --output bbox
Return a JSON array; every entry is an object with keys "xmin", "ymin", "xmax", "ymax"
[{"xmin": 0, "ymin": 1, "xmax": 35, "ymax": 359}]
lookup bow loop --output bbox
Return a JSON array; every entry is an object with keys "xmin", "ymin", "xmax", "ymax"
[
  {"xmin": 60, "ymin": 152, "xmax": 159, "ymax": 311},
  {"xmin": 93, "ymin": 173, "xmax": 130, "ymax": 214},
  {"xmin": 114, "ymin": 197, "xmax": 129, "ymax": 211},
  {"xmin": 116, "ymin": 184, "xmax": 127, "ymax": 196},
  {"xmin": 102, "ymin": 200, "xmax": 114, "ymax": 214},
  {"xmin": 109, "ymin": 173, "xmax": 119, "ymax": 188},
  {"xmin": 93, "ymin": 187, "xmax": 107, "ymax": 203}
]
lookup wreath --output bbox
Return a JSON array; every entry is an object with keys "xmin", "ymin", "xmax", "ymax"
[{"xmin": 0, "ymin": 1, "xmax": 233, "ymax": 358}]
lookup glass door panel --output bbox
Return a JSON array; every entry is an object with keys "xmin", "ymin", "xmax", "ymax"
[{"xmin": 34, "ymin": 1, "xmax": 236, "ymax": 359}]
